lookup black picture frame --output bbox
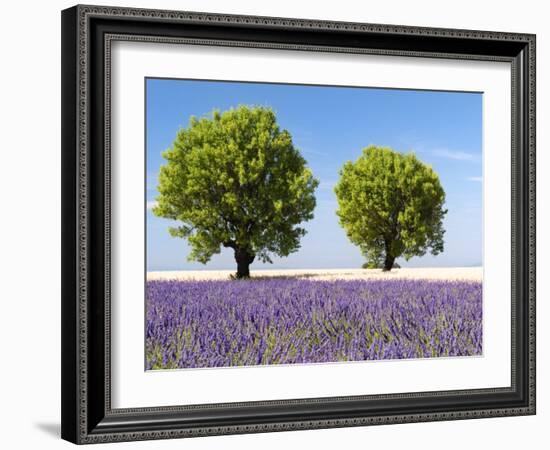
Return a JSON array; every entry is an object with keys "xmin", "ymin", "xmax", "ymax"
[{"xmin": 61, "ymin": 4, "xmax": 536, "ymax": 444}]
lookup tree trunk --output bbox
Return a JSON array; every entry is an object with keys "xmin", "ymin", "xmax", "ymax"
[
  {"xmin": 382, "ymin": 254, "xmax": 395, "ymax": 271},
  {"xmin": 234, "ymin": 248, "xmax": 255, "ymax": 279},
  {"xmin": 383, "ymin": 239, "xmax": 395, "ymax": 271}
]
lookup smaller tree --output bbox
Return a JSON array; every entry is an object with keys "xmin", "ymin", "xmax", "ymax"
[{"xmin": 335, "ymin": 146, "xmax": 447, "ymax": 271}]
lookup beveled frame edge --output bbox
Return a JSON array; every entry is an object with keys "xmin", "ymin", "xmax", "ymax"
[{"xmin": 61, "ymin": 4, "xmax": 536, "ymax": 444}]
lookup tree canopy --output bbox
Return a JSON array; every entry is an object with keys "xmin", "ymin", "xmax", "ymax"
[
  {"xmin": 153, "ymin": 105, "xmax": 319, "ymax": 278},
  {"xmin": 334, "ymin": 145, "xmax": 447, "ymax": 271}
]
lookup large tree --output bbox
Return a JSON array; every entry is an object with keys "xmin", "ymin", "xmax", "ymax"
[
  {"xmin": 153, "ymin": 105, "xmax": 319, "ymax": 278},
  {"xmin": 334, "ymin": 146, "xmax": 447, "ymax": 271}
]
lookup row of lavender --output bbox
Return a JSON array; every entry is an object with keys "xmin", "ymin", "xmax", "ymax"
[{"xmin": 145, "ymin": 278, "xmax": 482, "ymax": 370}]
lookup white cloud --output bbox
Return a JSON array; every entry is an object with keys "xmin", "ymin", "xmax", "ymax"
[
  {"xmin": 467, "ymin": 176, "xmax": 483, "ymax": 182},
  {"xmin": 433, "ymin": 149, "xmax": 478, "ymax": 161},
  {"xmin": 146, "ymin": 200, "xmax": 158, "ymax": 210}
]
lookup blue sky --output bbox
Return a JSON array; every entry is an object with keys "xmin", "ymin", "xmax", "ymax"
[{"xmin": 146, "ymin": 78, "xmax": 482, "ymax": 271}]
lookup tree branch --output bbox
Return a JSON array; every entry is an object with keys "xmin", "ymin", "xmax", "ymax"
[{"xmin": 223, "ymin": 240, "xmax": 236, "ymax": 249}]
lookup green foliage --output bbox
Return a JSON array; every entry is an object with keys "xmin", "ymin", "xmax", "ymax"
[
  {"xmin": 153, "ymin": 105, "xmax": 319, "ymax": 275},
  {"xmin": 335, "ymin": 146, "xmax": 447, "ymax": 270},
  {"xmin": 361, "ymin": 261, "xmax": 400, "ymax": 269}
]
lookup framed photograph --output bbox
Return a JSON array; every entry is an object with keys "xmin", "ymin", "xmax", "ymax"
[{"xmin": 61, "ymin": 4, "xmax": 536, "ymax": 444}]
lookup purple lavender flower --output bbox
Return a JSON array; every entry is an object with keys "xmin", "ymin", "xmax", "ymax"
[{"xmin": 145, "ymin": 278, "xmax": 482, "ymax": 370}]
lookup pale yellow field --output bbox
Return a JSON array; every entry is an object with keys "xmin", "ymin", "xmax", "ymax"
[{"xmin": 147, "ymin": 267, "xmax": 482, "ymax": 282}]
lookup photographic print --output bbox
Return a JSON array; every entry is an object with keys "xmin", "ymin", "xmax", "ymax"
[
  {"xmin": 61, "ymin": 8, "xmax": 536, "ymax": 442},
  {"xmin": 145, "ymin": 78, "xmax": 483, "ymax": 370}
]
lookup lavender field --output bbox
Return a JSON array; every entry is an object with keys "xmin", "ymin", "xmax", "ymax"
[{"xmin": 145, "ymin": 278, "xmax": 482, "ymax": 370}]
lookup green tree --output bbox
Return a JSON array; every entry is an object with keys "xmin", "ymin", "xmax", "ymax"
[
  {"xmin": 334, "ymin": 145, "xmax": 447, "ymax": 271},
  {"xmin": 153, "ymin": 105, "xmax": 319, "ymax": 278}
]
